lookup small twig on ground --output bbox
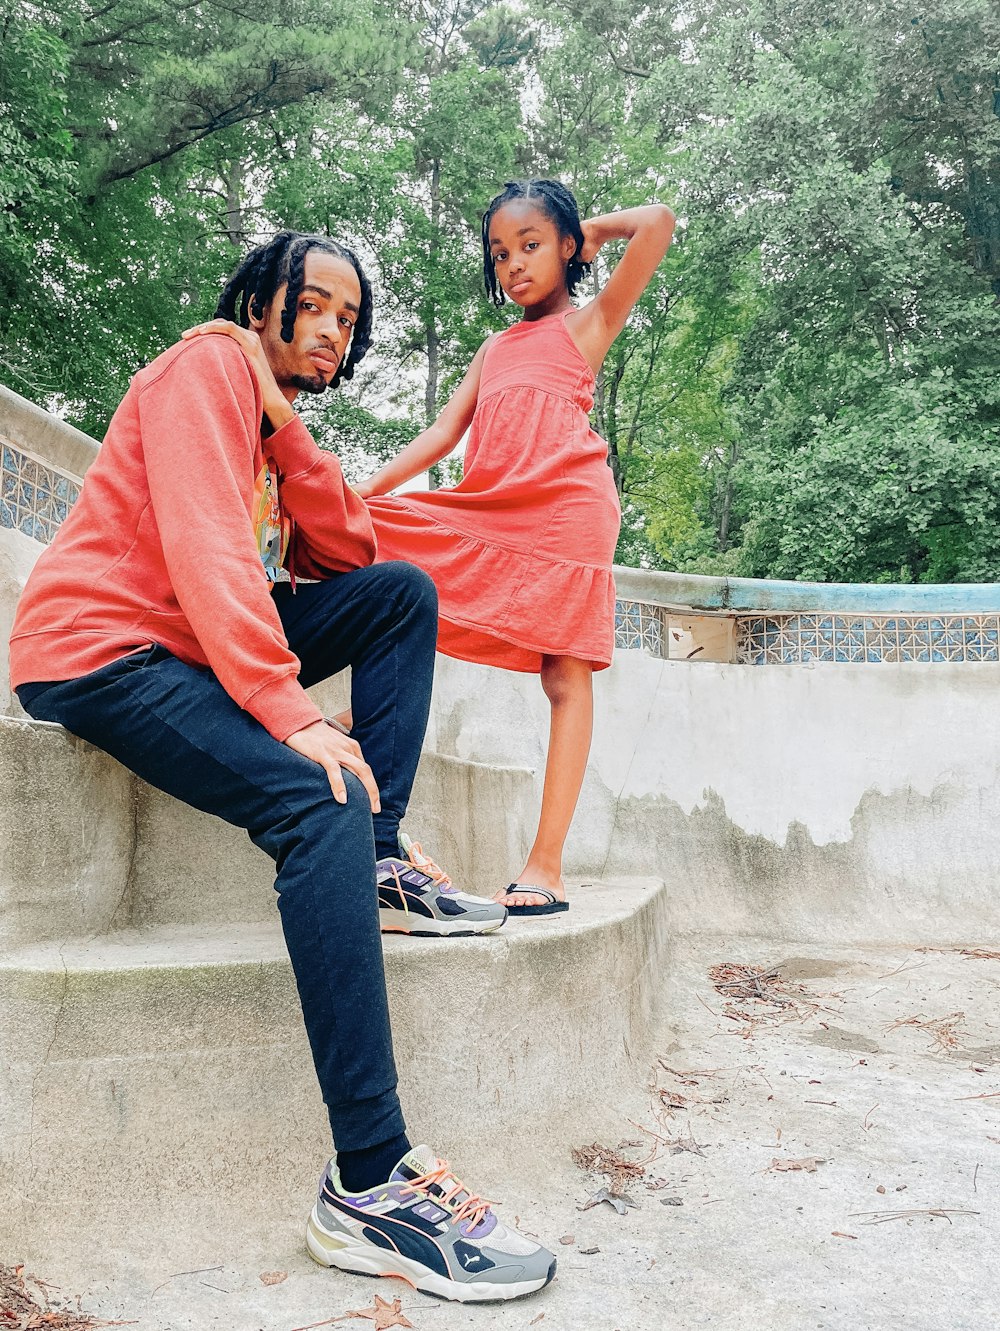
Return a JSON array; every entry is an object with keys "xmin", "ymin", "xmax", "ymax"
[
  {"xmin": 876, "ymin": 956, "xmax": 927, "ymax": 980},
  {"xmin": 625, "ymin": 1117, "xmax": 671, "ymax": 1149},
  {"xmin": 886, "ymin": 1011, "xmax": 966, "ymax": 1052},
  {"xmin": 658, "ymin": 1062, "xmax": 725, "ymax": 1081},
  {"xmin": 150, "ymin": 1266, "xmax": 225, "ymax": 1296},
  {"xmin": 956, "ymin": 1091, "xmax": 1000, "ymax": 1100},
  {"xmin": 706, "ymin": 962, "xmax": 840, "ymax": 1037},
  {"xmin": 918, "ymin": 947, "xmax": 1000, "ymax": 962},
  {"xmin": 863, "ymin": 1104, "xmax": 880, "ymax": 1131},
  {"xmin": 0, "ymin": 1263, "xmax": 137, "ymax": 1330},
  {"xmin": 849, "ymin": 1208, "xmax": 980, "ymax": 1225},
  {"xmin": 571, "ymin": 1142, "xmax": 648, "ymax": 1196}
]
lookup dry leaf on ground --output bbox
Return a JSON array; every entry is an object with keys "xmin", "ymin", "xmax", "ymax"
[
  {"xmin": 766, "ymin": 1156, "xmax": 826, "ymax": 1173},
  {"xmin": 338, "ymin": 1296, "xmax": 414, "ymax": 1330},
  {"xmin": 666, "ymin": 1131, "xmax": 708, "ymax": 1157},
  {"xmin": 259, "ymin": 1271, "xmax": 287, "ymax": 1287},
  {"xmin": 579, "ymin": 1187, "xmax": 640, "ymax": 1215},
  {"xmin": 293, "ymin": 1294, "xmax": 415, "ymax": 1331}
]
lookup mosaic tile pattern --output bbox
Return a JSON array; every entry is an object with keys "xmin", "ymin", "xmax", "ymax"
[
  {"xmin": 2, "ymin": 453, "xmax": 996, "ymax": 669},
  {"xmin": 1, "ymin": 444, "xmax": 81, "ymax": 545},
  {"xmin": 735, "ymin": 613, "xmax": 1000, "ymax": 665},
  {"xmin": 615, "ymin": 599, "xmax": 665, "ymax": 656}
]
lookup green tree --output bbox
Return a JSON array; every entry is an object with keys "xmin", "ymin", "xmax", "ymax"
[
  {"xmin": 0, "ymin": 0, "xmax": 413, "ymax": 431},
  {"xmin": 668, "ymin": 0, "xmax": 1000, "ymax": 580}
]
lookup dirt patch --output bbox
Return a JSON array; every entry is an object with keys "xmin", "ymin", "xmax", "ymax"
[
  {"xmin": 805, "ymin": 1024, "xmax": 881, "ymax": 1055},
  {"xmin": 777, "ymin": 956, "xmax": 865, "ymax": 981}
]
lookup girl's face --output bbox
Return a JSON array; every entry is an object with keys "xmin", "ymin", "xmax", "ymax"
[{"xmin": 488, "ymin": 200, "xmax": 577, "ymax": 311}]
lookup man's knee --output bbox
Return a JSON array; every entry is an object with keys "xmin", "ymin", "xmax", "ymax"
[
  {"xmin": 380, "ymin": 561, "xmax": 437, "ymax": 618},
  {"xmin": 272, "ymin": 764, "xmax": 374, "ymax": 848}
]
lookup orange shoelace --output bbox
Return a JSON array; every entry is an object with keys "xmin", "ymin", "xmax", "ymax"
[
  {"xmin": 404, "ymin": 841, "xmax": 452, "ymax": 889},
  {"xmin": 401, "ymin": 1160, "xmax": 492, "ymax": 1229}
]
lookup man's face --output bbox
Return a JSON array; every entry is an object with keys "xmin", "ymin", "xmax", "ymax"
[{"xmin": 250, "ymin": 249, "xmax": 363, "ymax": 402}]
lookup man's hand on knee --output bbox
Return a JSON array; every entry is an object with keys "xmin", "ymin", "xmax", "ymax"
[{"xmin": 285, "ymin": 720, "xmax": 380, "ymax": 811}]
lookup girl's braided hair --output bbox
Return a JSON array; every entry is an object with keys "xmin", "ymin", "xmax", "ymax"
[
  {"xmin": 481, "ymin": 179, "xmax": 590, "ymax": 307},
  {"xmin": 215, "ymin": 231, "xmax": 373, "ymax": 387}
]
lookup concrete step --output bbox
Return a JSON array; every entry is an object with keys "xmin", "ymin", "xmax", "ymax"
[
  {"xmin": 0, "ymin": 876, "xmax": 667, "ymax": 1272},
  {"xmin": 0, "ymin": 715, "xmax": 537, "ymax": 945}
]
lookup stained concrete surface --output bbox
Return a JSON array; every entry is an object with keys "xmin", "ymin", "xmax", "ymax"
[{"xmin": 14, "ymin": 937, "xmax": 999, "ymax": 1331}]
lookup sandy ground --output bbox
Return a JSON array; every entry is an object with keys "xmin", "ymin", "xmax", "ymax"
[{"xmin": 12, "ymin": 937, "xmax": 1000, "ymax": 1331}]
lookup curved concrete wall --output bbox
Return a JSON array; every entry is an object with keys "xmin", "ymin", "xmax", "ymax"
[
  {"xmin": 426, "ymin": 651, "xmax": 1000, "ymax": 946},
  {"xmin": 4, "ymin": 380, "xmax": 1000, "ymax": 949}
]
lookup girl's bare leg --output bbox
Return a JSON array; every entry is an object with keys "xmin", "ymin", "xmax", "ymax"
[{"xmin": 495, "ymin": 655, "xmax": 593, "ymax": 907}]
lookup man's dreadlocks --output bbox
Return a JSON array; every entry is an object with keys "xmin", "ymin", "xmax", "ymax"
[{"xmin": 215, "ymin": 231, "xmax": 373, "ymax": 387}]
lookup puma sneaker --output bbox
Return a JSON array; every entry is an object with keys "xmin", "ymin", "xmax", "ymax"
[
  {"xmin": 376, "ymin": 834, "xmax": 507, "ymax": 937},
  {"xmin": 307, "ymin": 1145, "xmax": 556, "ymax": 1302}
]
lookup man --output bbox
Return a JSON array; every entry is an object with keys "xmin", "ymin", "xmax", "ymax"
[{"xmin": 8, "ymin": 230, "xmax": 554, "ymax": 1302}]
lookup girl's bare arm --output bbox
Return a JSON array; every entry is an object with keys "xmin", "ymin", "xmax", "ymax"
[
  {"xmin": 354, "ymin": 339, "xmax": 491, "ymax": 497},
  {"xmin": 565, "ymin": 205, "xmax": 675, "ymax": 374}
]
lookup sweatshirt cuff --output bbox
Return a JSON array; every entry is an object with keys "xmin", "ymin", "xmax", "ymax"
[
  {"xmin": 267, "ymin": 415, "xmax": 322, "ymax": 478},
  {"xmin": 243, "ymin": 672, "xmax": 324, "ymax": 743}
]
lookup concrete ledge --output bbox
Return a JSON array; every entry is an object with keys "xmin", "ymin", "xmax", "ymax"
[
  {"xmin": 131, "ymin": 748, "xmax": 537, "ymax": 927},
  {"xmin": 725, "ymin": 574, "xmax": 1000, "ymax": 613},
  {"xmin": 0, "ymin": 877, "xmax": 667, "ymax": 1268},
  {"xmin": 0, "ymin": 717, "xmax": 134, "ymax": 949},
  {"xmin": 0, "ymin": 715, "xmax": 537, "ymax": 940},
  {"xmin": 613, "ymin": 564, "xmax": 1000, "ymax": 614},
  {"xmin": 0, "ymin": 383, "xmax": 98, "ymax": 481}
]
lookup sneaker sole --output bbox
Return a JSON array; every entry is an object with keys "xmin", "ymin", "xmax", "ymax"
[
  {"xmin": 378, "ymin": 908, "xmax": 506, "ymax": 937},
  {"xmin": 306, "ymin": 1212, "xmax": 554, "ymax": 1302}
]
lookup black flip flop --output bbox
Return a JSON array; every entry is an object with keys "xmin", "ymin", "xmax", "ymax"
[{"xmin": 501, "ymin": 884, "xmax": 570, "ymax": 916}]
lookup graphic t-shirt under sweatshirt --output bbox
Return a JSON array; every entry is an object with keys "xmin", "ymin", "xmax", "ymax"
[{"xmin": 8, "ymin": 335, "xmax": 376, "ymax": 742}]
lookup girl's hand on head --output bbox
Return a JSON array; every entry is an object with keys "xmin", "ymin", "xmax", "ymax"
[
  {"xmin": 567, "ymin": 204, "xmax": 675, "ymax": 372},
  {"xmin": 578, "ymin": 219, "xmax": 602, "ymax": 265},
  {"xmin": 181, "ymin": 319, "xmax": 292, "ymax": 429},
  {"xmin": 182, "ymin": 318, "xmax": 264, "ymax": 359}
]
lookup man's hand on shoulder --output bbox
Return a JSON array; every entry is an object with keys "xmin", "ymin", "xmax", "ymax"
[
  {"xmin": 285, "ymin": 719, "xmax": 380, "ymax": 811},
  {"xmin": 182, "ymin": 319, "xmax": 295, "ymax": 431}
]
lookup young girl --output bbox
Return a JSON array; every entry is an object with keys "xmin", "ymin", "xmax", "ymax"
[{"xmin": 357, "ymin": 179, "xmax": 675, "ymax": 915}]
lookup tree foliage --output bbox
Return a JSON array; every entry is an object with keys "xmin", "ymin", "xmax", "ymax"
[{"xmin": 3, "ymin": 0, "xmax": 998, "ymax": 581}]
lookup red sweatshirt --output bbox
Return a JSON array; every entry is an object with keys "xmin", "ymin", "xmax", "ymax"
[{"xmin": 9, "ymin": 335, "xmax": 377, "ymax": 741}]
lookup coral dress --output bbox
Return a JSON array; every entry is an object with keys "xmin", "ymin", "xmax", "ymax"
[{"xmin": 366, "ymin": 309, "xmax": 622, "ymax": 673}]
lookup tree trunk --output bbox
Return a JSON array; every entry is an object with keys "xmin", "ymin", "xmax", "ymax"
[
  {"xmin": 223, "ymin": 159, "xmax": 244, "ymax": 248},
  {"xmin": 425, "ymin": 157, "xmax": 441, "ymax": 487},
  {"xmin": 717, "ymin": 437, "xmax": 738, "ymax": 552}
]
